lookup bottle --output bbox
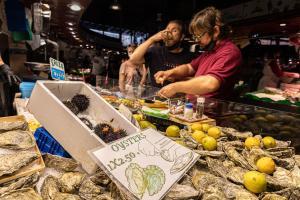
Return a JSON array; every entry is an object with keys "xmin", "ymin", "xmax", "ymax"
[
  {"xmin": 184, "ymin": 103, "xmax": 194, "ymax": 119},
  {"xmin": 196, "ymin": 97, "xmax": 205, "ymax": 118}
]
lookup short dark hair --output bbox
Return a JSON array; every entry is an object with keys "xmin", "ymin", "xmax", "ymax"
[
  {"xmin": 168, "ymin": 20, "xmax": 185, "ymax": 35},
  {"xmin": 189, "ymin": 7, "xmax": 231, "ymax": 39}
]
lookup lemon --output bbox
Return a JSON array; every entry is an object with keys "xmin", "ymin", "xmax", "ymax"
[
  {"xmin": 245, "ymin": 137, "xmax": 260, "ymax": 149},
  {"xmin": 166, "ymin": 125, "xmax": 180, "ymax": 137},
  {"xmin": 133, "ymin": 114, "xmax": 143, "ymax": 122},
  {"xmin": 192, "ymin": 131, "xmax": 206, "ymax": 143},
  {"xmin": 139, "ymin": 121, "xmax": 152, "ymax": 129},
  {"xmin": 207, "ymin": 127, "xmax": 221, "ymax": 139},
  {"xmin": 201, "ymin": 124, "xmax": 211, "ymax": 132},
  {"xmin": 191, "ymin": 123, "xmax": 202, "ymax": 132},
  {"xmin": 149, "ymin": 123, "xmax": 157, "ymax": 130},
  {"xmin": 243, "ymin": 171, "xmax": 267, "ymax": 193},
  {"xmin": 175, "ymin": 140, "xmax": 186, "ymax": 146},
  {"xmin": 239, "ymin": 115, "xmax": 248, "ymax": 121},
  {"xmin": 262, "ymin": 136, "xmax": 276, "ymax": 149},
  {"xmin": 201, "ymin": 136, "xmax": 217, "ymax": 151},
  {"xmin": 256, "ymin": 157, "xmax": 276, "ymax": 174}
]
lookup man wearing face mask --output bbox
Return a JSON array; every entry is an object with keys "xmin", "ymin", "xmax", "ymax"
[
  {"xmin": 155, "ymin": 7, "xmax": 242, "ymax": 100},
  {"xmin": 128, "ymin": 20, "xmax": 194, "ymax": 88}
]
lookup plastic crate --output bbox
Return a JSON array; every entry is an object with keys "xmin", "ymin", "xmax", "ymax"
[{"xmin": 34, "ymin": 127, "xmax": 71, "ymax": 158}]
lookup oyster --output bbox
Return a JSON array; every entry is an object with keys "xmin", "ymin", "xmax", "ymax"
[
  {"xmin": 226, "ymin": 166, "xmax": 247, "ymax": 184},
  {"xmin": 266, "ymin": 147, "xmax": 295, "ymax": 158},
  {"xmin": 53, "ymin": 193, "xmax": 81, "ymax": 200},
  {"xmin": 0, "ymin": 121, "xmax": 28, "ymax": 133},
  {"xmin": 94, "ymin": 193, "xmax": 114, "ymax": 200},
  {"xmin": 260, "ymin": 193, "xmax": 287, "ymax": 200},
  {"xmin": 0, "ymin": 173, "xmax": 39, "ymax": 195},
  {"xmin": 206, "ymin": 157, "xmax": 228, "ymax": 179},
  {"xmin": 43, "ymin": 154, "xmax": 78, "ymax": 172},
  {"xmin": 221, "ymin": 127, "xmax": 253, "ymax": 140},
  {"xmin": 0, "ymin": 152, "xmax": 39, "ymax": 176},
  {"xmin": 295, "ymin": 155, "xmax": 300, "ymax": 167},
  {"xmin": 110, "ymin": 182, "xmax": 131, "ymax": 200},
  {"xmin": 164, "ymin": 184, "xmax": 199, "ymax": 200},
  {"xmin": 41, "ymin": 175, "xmax": 60, "ymax": 200},
  {"xmin": 0, "ymin": 130, "xmax": 35, "ymax": 150},
  {"xmin": 202, "ymin": 184, "xmax": 226, "ymax": 200},
  {"xmin": 223, "ymin": 145, "xmax": 253, "ymax": 170},
  {"xmin": 59, "ymin": 171, "xmax": 86, "ymax": 193},
  {"xmin": 1, "ymin": 188, "xmax": 42, "ymax": 200},
  {"xmin": 79, "ymin": 179, "xmax": 105, "ymax": 200},
  {"xmin": 275, "ymin": 140, "xmax": 291, "ymax": 148},
  {"xmin": 194, "ymin": 150, "xmax": 225, "ymax": 159},
  {"xmin": 90, "ymin": 170, "xmax": 111, "ymax": 187}
]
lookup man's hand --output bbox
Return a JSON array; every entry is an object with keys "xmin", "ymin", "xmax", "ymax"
[
  {"xmin": 157, "ymin": 83, "xmax": 178, "ymax": 98},
  {"xmin": 0, "ymin": 64, "xmax": 21, "ymax": 85},
  {"xmin": 149, "ymin": 30, "xmax": 170, "ymax": 43},
  {"xmin": 154, "ymin": 70, "xmax": 172, "ymax": 85}
]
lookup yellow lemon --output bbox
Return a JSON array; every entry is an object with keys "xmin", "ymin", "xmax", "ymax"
[
  {"xmin": 245, "ymin": 137, "xmax": 261, "ymax": 149},
  {"xmin": 166, "ymin": 125, "xmax": 180, "ymax": 137},
  {"xmin": 191, "ymin": 123, "xmax": 203, "ymax": 132},
  {"xmin": 201, "ymin": 124, "xmax": 211, "ymax": 132},
  {"xmin": 207, "ymin": 127, "xmax": 221, "ymax": 139},
  {"xmin": 139, "ymin": 121, "xmax": 152, "ymax": 129},
  {"xmin": 201, "ymin": 136, "xmax": 217, "ymax": 151},
  {"xmin": 133, "ymin": 114, "xmax": 143, "ymax": 122},
  {"xmin": 192, "ymin": 131, "xmax": 207, "ymax": 143},
  {"xmin": 256, "ymin": 157, "xmax": 276, "ymax": 174},
  {"xmin": 243, "ymin": 171, "xmax": 267, "ymax": 193},
  {"xmin": 262, "ymin": 136, "xmax": 276, "ymax": 149}
]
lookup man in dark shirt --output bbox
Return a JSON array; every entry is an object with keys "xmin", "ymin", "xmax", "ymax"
[{"xmin": 128, "ymin": 20, "xmax": 194, "ymax": 88}]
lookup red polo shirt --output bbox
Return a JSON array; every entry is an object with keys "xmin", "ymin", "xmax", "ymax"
[{"xmin": 189, "ymin": 39, "xmax": 242, "ymax": 99}]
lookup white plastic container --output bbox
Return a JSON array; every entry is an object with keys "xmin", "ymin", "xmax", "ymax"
[
  {"xmin": 184, "ymin": 103, "xmax": 193, "ymax": 119},
  {"xmin": 27, "ymin": 81, "xmax": 139, "ymax": 174}
]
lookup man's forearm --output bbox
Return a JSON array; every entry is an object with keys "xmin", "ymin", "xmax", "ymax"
[
  {"xmin": 169, "ymin": 64, "xmax": 194, "ymax": 79},
  {"xmin": 128, "ymin": 39, "xmax": 155, "ymax": 65},
  {"xmin": 175, "ymin": 75, "xmax": 220, "ymax": 95}
]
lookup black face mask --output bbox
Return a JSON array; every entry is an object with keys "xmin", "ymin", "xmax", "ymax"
[{"xmin": 201, "ymin": 38, "xmax": 216, "ymax": 52}]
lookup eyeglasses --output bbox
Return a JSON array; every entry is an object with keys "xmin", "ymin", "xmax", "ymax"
[{"xmin": 192, "ymin": 31, "xmax": 206, "ymax": 41}]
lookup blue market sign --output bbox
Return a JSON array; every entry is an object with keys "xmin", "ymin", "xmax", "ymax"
[{"xmin": 50, "ymin": 57, "xmax": 65, "ymax": 80}]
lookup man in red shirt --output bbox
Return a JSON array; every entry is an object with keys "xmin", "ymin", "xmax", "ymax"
[{"xmin": 156, "ymin": 7, "xmax": 242, "ymax": 100}]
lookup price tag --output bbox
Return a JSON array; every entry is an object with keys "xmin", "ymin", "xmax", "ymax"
[
  {"xmin": 50, "ymin": 57, "xmax": 65, "ymax": 80},
  {"xmin": 90, "ymin": 129, "xmax": 199, "ymax": 200}
]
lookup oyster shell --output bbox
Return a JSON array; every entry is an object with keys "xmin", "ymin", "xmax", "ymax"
[
  {"xmin": 90, "ymin": 170, "xmax": 111, "ymax": 187},
  {"xmin": 223, "ymin": 145, "xmax": 253, "ymax": 170},
  {"xmin": 0, "ymin": 173, "xmax": 39, "ymax": 195},
  {"xmin": 59, "ymin": 171, "xmax": 86, "ymax": 193},
  {"xmin": 295, "ymin": 155, "xmax": 300, "ymax": 167},
  {"xmin": 164, "ymin": 184, "xmax": 199, "ymax": 200},
  {"xmin": 0, "ymin": 121, "xmax": 28, "ymax": 133},
  {"xmin": 43, "ymin": 154, "xmax": 78, "ymax": 172},
  {"xmin": 266, "ymin": 147, "xmax": 295, "ymax": 158},
  {"xmin": 110, "ymin": 182, "xmax": 131, "ymax": 200},
  {"xmin": 0, "ymin": 152, "xmax": 39, "ymax": 176},
  {"xmin": 41, "ymin": 175, "xmax": 60, "ymax": 200},
  {"xmin": 221, "ymin": 127, "xmax": 253, "ymax": 140},
  {"xmin": 94, "ymin": 193, "xmax": 114, "ymax": 200},
  {"xmin": 206, "ymin": 157, "xmax": 228, "ymax": 179},
  {"xmin": 275, "ymin": 140, "xmax": 291, "ymax": 148},
  {"xmin": 1, "ymin": 188, "xmax": 42, "ymax": 200},
  {"xmin": 201, "ymin": 184, "xmax": 226, "ymax": 200},
  {"xmin": 0, "ymin": 130, "xmax": 35, "ymax": 150},
  {"xmin": 226, "ymin": 166, "xmax": 247, "ymax": 184},
  {"xmin": 260, "ymin": 193, "xmax": 287, "ymax": 200},
  {"xmin": 194, "ymin": 150, "xmax": 225, "ymax": 159},
  {"xmin": 79, "ymin": 179, "xmax": 105, "ymax": 200},
  {"xmin": 53, "ymin": 192, "xmax": 81, "ymax": 200}
]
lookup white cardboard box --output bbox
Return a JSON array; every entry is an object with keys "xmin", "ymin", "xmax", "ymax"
[{"xmin": 27, "ymin": 81, "xmax": 139, "ymax": 174}]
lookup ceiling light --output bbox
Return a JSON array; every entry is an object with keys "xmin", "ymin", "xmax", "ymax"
[
  {"xmin": 68, "ymin": 3, "xmax": 82, "ymax": 11},
  {"xmin": 110, "ymin": 0, "xmax": 121, "ymax": 10},
  {"xmin": 80, "ymin": 45, "xmax": 83, "ymax": 47},
  {"xmin": 68, "ymin": 27, "xmax": 74, "ymax": 30},
  {"xmin": 67, "ymin": 22, "xmax": 74, "ymax": 26},
  {"xmin": 71, "ymin": 32, "xmax": 76, "ymax": 35},
  {"xmin": 280, "ymin": 23, "xmax": 286, "ymax": 27}
]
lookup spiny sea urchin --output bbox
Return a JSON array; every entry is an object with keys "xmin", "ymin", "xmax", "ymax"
[
  {"xmin": 79, "ymin": 117, "xmax": 94, "ymax": 130},
  {"xmin": 63, "ymin": 101, "xmax": 79, "ymax": 115},
  {"xmin": 71, "ymin": 94, "xmax": 90, "ymax": 112}
]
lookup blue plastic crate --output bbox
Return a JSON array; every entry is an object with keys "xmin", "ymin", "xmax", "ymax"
[{"xmin": 34, "ymin": 127, "xmax": 71, "ymax": 158}]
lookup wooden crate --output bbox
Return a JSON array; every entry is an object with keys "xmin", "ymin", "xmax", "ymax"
[{"xmin": 0, "ymin": 115, "xmax": 45, "ymax": 184}]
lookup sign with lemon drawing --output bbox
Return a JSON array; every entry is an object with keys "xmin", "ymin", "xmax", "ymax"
[{"xmin": 91, "ymin": 129, "xmax": 199, "ymax": 200}]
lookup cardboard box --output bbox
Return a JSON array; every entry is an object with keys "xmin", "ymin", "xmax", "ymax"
[{"xmin": 27, "ymin": 81, "xmax": 139, "ymax": 174}]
